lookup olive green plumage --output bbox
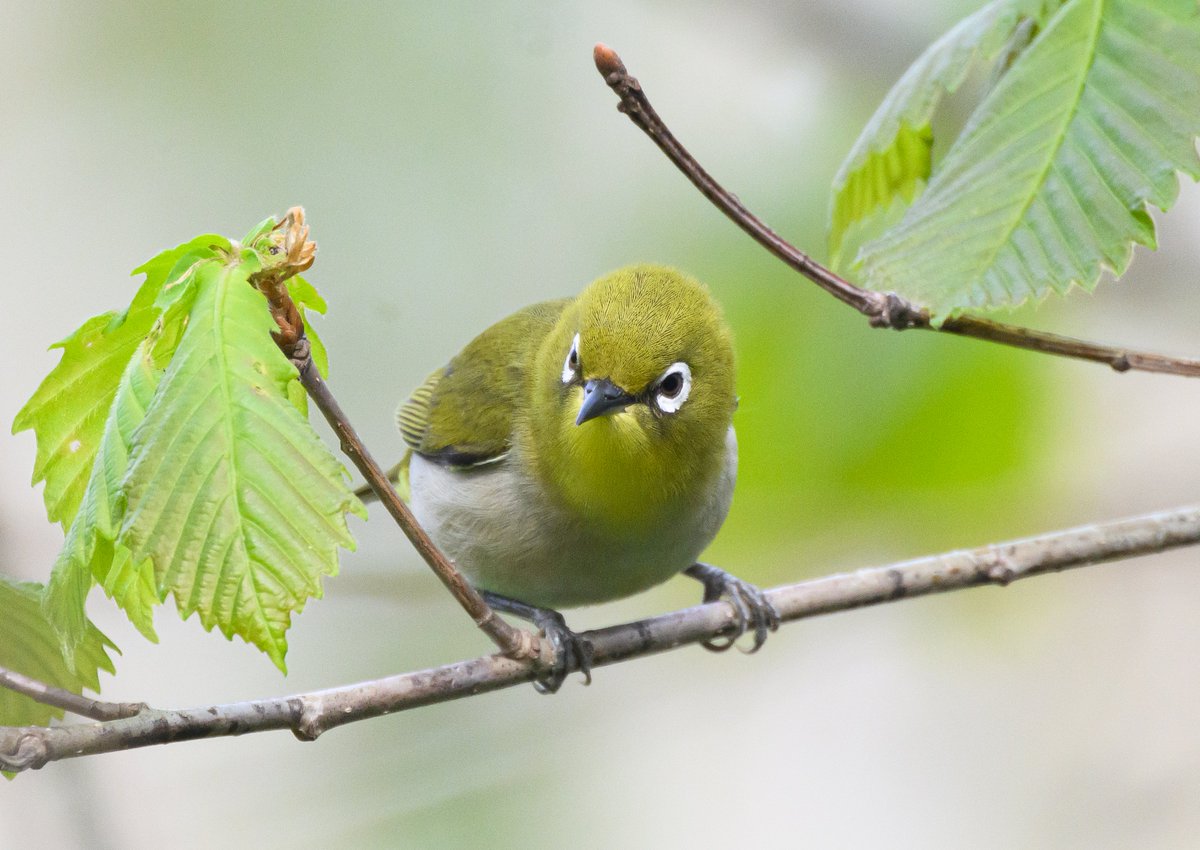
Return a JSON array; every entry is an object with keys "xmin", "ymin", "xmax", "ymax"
[
  {"xmin": 397, "ymin": 299, "xmax": 570, "ymax": 466},
  {"xmin": 396, "ymin": 264, "xmax": 739, "ymax": 608}
]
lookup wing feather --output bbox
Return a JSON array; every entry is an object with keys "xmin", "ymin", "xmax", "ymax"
[{"xmin": 396, "ymin": 298, "xmax": 570, "ymax": 468}]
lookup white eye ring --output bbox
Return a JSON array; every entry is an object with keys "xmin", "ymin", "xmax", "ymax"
[
  {"xmin": 655, "ymin": 362, "xmax": 691, "ymax": 413},
  {"xmin": 562, "ymin": 333, "xmax": 581, "ymax": 384}
]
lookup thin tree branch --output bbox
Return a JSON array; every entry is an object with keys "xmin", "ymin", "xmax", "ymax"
[
  {"xmin": 248, "ymin": 209, "xmax": 542, "ymax": 665},
  {"xmin": 0, "ymin": 667, "xmax": 146, "ymax": 723},
  {"xmin": 591, "ymin": 44, "xmax": 1200, "ymax": 378},
  {"xmin": 295, "ymin": 360, "xmax": 539, "ymax": 663},
  {"xmin": 5, "ymin": 503, "xmax": 1198, "ymax": 773}
]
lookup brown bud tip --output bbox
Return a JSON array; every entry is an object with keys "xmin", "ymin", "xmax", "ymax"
[{"xmin": 593, "ymin": 42, "xmax": 625, "ymax": 77}]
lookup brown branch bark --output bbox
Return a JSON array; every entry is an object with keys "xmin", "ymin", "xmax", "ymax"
[
  {"xmin": 0, "ymin": 667, "xmax": 146, "ymax": 723},
  {"xmin": 5, "ymin": 503, "xmax": 1198, "ymax": 773},
  {"xmin": 591, "ymin": 44, "xmax": 1200, "ymax": 378},
  {"xmin": 295, "ymin": 358, "xmax": 540, "ymax": 663},
  {"xmin": 249, "ymin": 208, "xmax": 542, "ymax": 666}
]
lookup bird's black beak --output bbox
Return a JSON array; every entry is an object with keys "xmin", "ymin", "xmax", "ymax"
[{"xmin": 576, "ymin": 378, "xmax": 635, "ymax": 425}]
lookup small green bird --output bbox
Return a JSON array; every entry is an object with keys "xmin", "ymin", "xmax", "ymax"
[{"xmin": 378, "ymin": 264, "xmax": 777, "ymax": 691}]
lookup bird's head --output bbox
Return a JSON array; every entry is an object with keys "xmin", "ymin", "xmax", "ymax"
[{"xmin": 528, "ymin": 265, "xmax": 736, "ymax": 527}]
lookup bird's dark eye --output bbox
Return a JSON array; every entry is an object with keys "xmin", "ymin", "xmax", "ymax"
[
  {"xmin": 655, "ymin": 362, "xmax": 692, "ymax": 414},
  {"xmin": 562, "ymin": 333, "xmax": 581, "ymax": 384}
]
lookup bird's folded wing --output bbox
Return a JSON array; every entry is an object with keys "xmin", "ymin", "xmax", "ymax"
[{"xmin": 396, "ymin": 298, "xmax": 571, "ymax": 468}]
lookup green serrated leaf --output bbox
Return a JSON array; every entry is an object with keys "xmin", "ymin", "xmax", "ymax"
[
  {"xmin": 42, "ymin": 540, "xmax": 94, "ymax": 674},
  {"xmin": 118, "ymin": 258, "xmax": 361, "ymax": 672},
  {"xmin": 131, "ymin": 233, "xmax": 229, "ymax": 311},
  {"xmin": 858, "ymin": 0, "xmax": 1200, "ymax": 318},
  {"xmin": 0, "ymin": 577, "xmax": 117, "ymax": 731},
  {"xmin": 97, "ymin": 542, "xmax": 161, "ymax": 641},
  {"xmin": 829, "ymin": 0, "xmax": 1056, "ymax": 268},
  {"xmin": 14, "ymin": 235, "xmax": 230, "ymax": 528},
  {"xmin": 42, "ymin": 283, "xmax": 202, "ymax": 662},
  {"xmin": 43, "ymin": 342, "xmax": 162, "ymax": 657},
  {"xmin": 13, "ymin": 309, "xmax": 157, "ymax": 528},
  {"xmin": 19, "ymin": 219, "xmax": 351, "ymax": 676}
]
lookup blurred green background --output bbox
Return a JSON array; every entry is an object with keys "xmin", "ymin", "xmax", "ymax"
[{"xmin": 3, "ymin": 1, "xmax": 1200, "ymax": 847}]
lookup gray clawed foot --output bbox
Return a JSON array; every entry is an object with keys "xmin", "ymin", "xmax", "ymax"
[
  {"xmin": 481, "ymin": 591, "xmax": 594, "ymax": 694},
  {"xmin": 529, "ymin": 608, "xmax": 594, "ymax": 694},
  {"xmin": 684, "ymin": 563, "xmax": 780, "ymax": 653}
]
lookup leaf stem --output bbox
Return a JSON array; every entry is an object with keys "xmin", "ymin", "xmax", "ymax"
[
  {"xmin": 5, "ymin": 502, "xmax": 1199, "ymax": 771},
  {"xmin": 591, "ymin": 43, "xmax": 1200, "ymax": 378}
]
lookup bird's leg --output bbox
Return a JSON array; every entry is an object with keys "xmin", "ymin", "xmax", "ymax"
[
  {"xmin": 684, "ymin": 563, "xmax": 780, "ymax": 653},
  {"xmin": 480, "ymin": 591, "xmax": 594, "ymax": 694}
]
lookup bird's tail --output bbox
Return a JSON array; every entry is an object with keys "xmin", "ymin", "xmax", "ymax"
[{"xmin": 353, "ymin": 450, "xmax": 412, "ymax": 505}]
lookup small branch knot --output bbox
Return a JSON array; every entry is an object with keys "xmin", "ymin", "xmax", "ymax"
[
  {"xmin": 987, "ymin": 566, "xmax": 1016, "ymax": 585},
  {"xmin": 288, "ymin": 337, "xmax": 313, "ymax": 373},
  {"xmin": 982, "ymin": 552, "xmax": 1018, "ymax": 586},
  {"xmin": 111, "ymin": 701, "xmax": 150, "ymax": 720},
  {"xmin": 293, "ymin": 697, "xmax": 324, "ymax": 742},
  {"xmin": 869, "ymin": 292, "xmax": 925, "ymax": 330},
  {"xmin": 0, "ymin": 732, "xmax": 49, "ymax": 772}
]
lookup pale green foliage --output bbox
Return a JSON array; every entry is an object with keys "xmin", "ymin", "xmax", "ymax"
[
  {"xmin": 0, "ymin": 577, "xmax": 116, "ymax": 730},
  {"xmin": 43, "ymin": 295, "xmax": 197, "ymax": 666},
  {"xmin": 836, "ymin": 0, "xmax": 1200, "ymax": 318},
  {"xmin": 119, "ymin": 259, "xmax": 362, "ymax": 671},
  {"xmin": 15, "ymin": 219, "xmax": 362, "ymax": 678},
  {"xmin": 13, "ymin": 235, "xmax": 229, "ymax": 528},
  {"xmin": 13, "ymin": 301, "xmax": 158, "ymax": 530},
  {"xmin": 828, "ymin": 0, "xmax": 1054, "ymax": 268}
]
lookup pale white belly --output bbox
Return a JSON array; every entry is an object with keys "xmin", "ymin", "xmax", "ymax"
[{"xmin": 408, "ymin": 427, "xmax": 737, "ymax": 609}]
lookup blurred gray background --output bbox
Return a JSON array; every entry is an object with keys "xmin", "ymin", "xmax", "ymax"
[{"xmin": 2, "ymin": 1, "xmax": 1199, "ymax": 847}]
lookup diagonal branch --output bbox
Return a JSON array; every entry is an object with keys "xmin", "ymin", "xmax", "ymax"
[
  {"xmin": 5, "ymin": 503, "xmax": 1198, "ymax": 773},
  {"xmin": 249, "ymin": 208, "xmax": 543, "ymax": 666},
  {"xmin": 295, "ymin": 359, "xmax": 540, "ymax": 665},
  {"xmin": 591, "ymin": 44, "xmax": 1200, "ymax": 379}
]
